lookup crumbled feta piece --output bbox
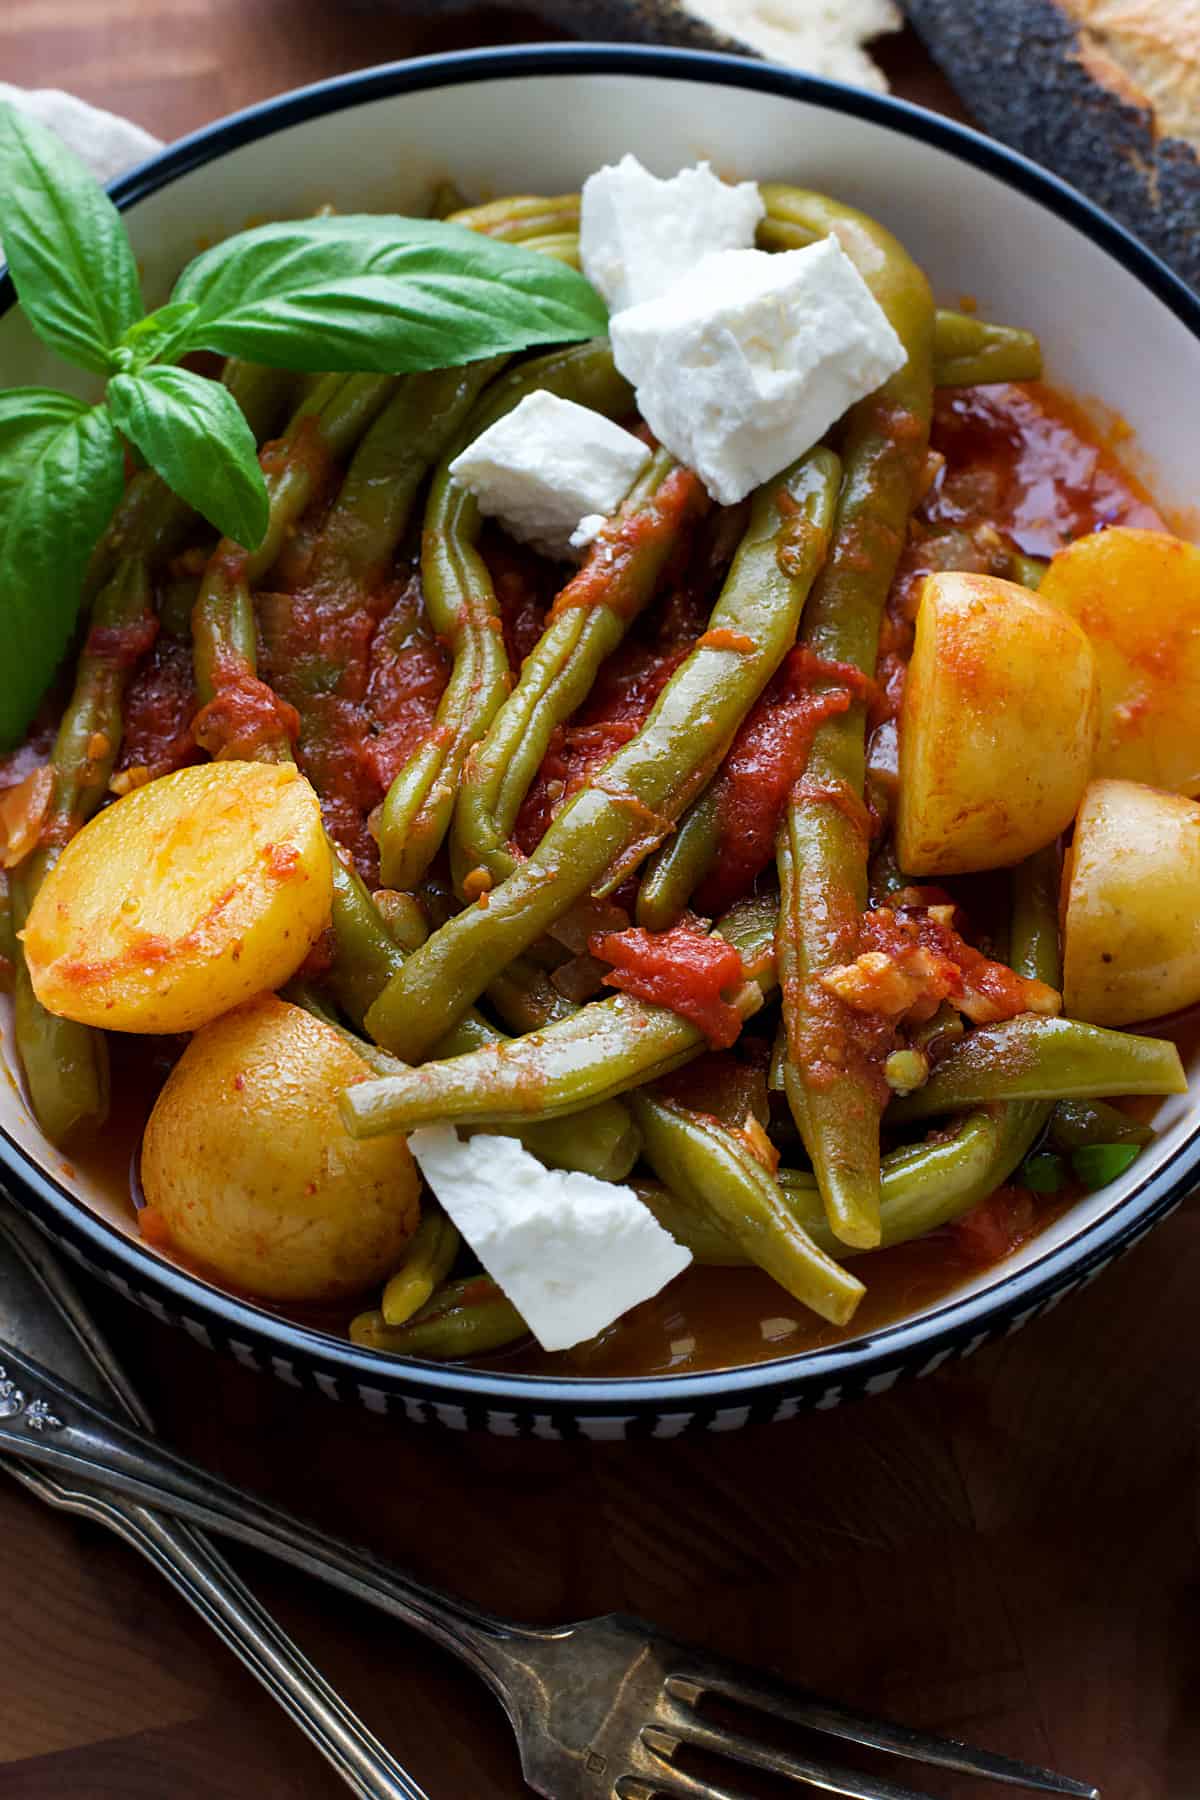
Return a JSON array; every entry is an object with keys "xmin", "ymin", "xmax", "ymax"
[
  {"xmin": 580, "ymin": 153, "xmax": 765, "ymax": 314},
  {"xmin": 568, "ymin": 512, "xmax": 607, "ymax": 550},
  {"xmin": 609, "ymin": 236, "xmax": 907, "ymax": 506},
  {"xmin": 448, "ymin": 389, "xmax": 651, "ymax": 560},
  {"xmin": 408, "ymin": 1126, "xmax": 691, "ymax": 1352}
]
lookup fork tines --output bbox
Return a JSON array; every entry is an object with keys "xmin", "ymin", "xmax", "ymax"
[{"xmin": 617, "ymin": 1664, "xmax": 1101, "ymax": 1800}]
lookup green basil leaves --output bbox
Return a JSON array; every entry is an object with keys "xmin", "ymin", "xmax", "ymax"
[{"xmin": 0, "ymin": 101, "xmax": 607, "ymax": 747}]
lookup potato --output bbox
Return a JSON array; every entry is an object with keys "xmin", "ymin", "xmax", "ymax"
[
  {"xmin": 22, "ymin": 762, "xmax": 332, "ymax": 1033},
  {"xmin": 1039, "ymin": 527, "xmax": 1200, "ymax": 795},
  {"xmin": 896, "ymin": 572, "xmax": 1098, "ymax": 876},
  {"xmin": 1062, "ymin": 778, "xmax": 1200, "ymax": 1026},
  {"xmin": 141, "ymin": 996, "xmax": 420, "ymax": 1302}
]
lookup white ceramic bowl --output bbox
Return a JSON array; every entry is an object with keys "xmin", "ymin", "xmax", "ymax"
[{"xmin": 2, "ymin": 44, "xmax": 1198, "ymax": 1436}]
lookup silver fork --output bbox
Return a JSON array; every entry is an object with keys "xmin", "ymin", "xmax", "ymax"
[{"xmin": 0, "ymin": 1335, "xmax": 1099, "ymax": 1800}]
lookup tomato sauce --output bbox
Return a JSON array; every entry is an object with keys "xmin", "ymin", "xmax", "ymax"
[
  {"xmin": 590, "ymin": 917, "xmax": 747, "ymax": 1048},
  {"xmin": 12, "ymin": 375, "xmax": 1189, "ymax": 1380}
]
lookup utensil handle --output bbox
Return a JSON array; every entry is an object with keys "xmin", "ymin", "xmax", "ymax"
[
  {"xmin": 0, "ymin": 1341, "xmax": 535, "ymax": 1692},
  {"xmin": 7, "ymin": 1462, "xmax": 430, "ymax": 1800}
]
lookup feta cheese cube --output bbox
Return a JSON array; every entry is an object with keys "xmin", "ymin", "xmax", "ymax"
[
  {"xmin": 448, "ymin": 389, "xmax": 651, "ymax": 560},
  {"xmin": 580, "ymin": 153, "xmax": 765, "ymax": 314},
  {"xmin": 408, "ymin": 1125, "xmax": 691, "ymax": 1352},
  {"xmin": 609, "ymin": 236, "xmax": 907, "ymax": 506}
]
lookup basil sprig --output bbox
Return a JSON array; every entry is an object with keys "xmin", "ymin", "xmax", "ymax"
[{"xmin": 0, "ymin": 103, "xmax": 607, "ymax": 748}]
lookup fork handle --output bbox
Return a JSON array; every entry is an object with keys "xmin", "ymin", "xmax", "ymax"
[
  {"xmin": 8, "ymin": 1463, "xmax": 429, "ymax": 1800},
  {"xmin": 0, "ymin": 1340, "xmax": 538, "ymax": 1693}
]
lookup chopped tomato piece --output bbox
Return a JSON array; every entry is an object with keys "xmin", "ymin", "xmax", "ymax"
[
  {"xmin": 820, "ymin": 903, "xmax": 1060, "ymax": 1027},
  {"xmin": 590, "ymin": 918, "xmax": 746, "ymax": 1049}
]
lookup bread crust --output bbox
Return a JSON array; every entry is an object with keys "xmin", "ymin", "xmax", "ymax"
[{"xmin": 1063, "ymin": 0, "xmax": 1200, "ymax": 150}]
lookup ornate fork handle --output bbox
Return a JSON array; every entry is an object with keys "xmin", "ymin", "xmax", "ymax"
[{"xmin": 0, "ymin": 1341, "xmax": 551, "ymax": 1705}]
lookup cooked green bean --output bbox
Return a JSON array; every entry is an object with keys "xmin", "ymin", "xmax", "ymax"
[
  {"xmin": 772, "ymin": 186, "xmax": 935, "ymax": 1249},
  {"xmin": 636, "ymin": 785, "xmax": 721, "ymax": 931},
  {"xmin": 381, "ymin": 1209, "xmax": 461, "ymax": 1326},
  {"xmin": 925, "ymin": 309, "xmax": 1043, "ymax": 387},
  {"xmin": 292, "ymin": 974, "xmax": 639, "ymax": 1179},
  {"xmin": 640, "ymin": 1108, "xmax": 1031, "ymax": 1265},
  {"xmin": 484, "ymin": 954, "xmax": 576, "ymax": 1034},
  {"xmin": 451, "ymin": 447, "xmax": 700, "ymax": 891},
  {"xmin": 10, "ymin": 555, "xmax": 154, "ymax": 1143},
  {"xmin": 888, "ymin": 1017, "xmax": 1186, "ymax": 1120},
  {"xmin": 1047, "ymin": 1098, "xmax": 1155, "ymax": 1152},
  {"xmin": 448, "ymin": 194, "xmax": 581, "ymax": 240},
  {"xmin": 631, "ymin": 1093, "xmax": 866, "ymax": 1324},
  {"xmin": 350, "ymin": 1277, "xmax": 527, "ymax": 1358},
  {"xmin": 341, "ymin": 895, "xmax": 778, "ymax": 1137},
  {"xmin": 366, "ymin": 448, "xmax": 840, "ymax": 1061},
  {"xmin": 192, "ymin": 373, "xmax": 400, "ymax": 707},
  {"xmin": 306, "ymin": 357, "xmax": 506, "ymax": 595},
  {"xmin": 375, "ymin": 340, "xmax": 636, "ymax": 890}
]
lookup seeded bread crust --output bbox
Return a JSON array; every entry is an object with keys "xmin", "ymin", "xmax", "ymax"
[{"xmin": 903, "ymin": 0, "xmax": 1200, "ymax": 286}]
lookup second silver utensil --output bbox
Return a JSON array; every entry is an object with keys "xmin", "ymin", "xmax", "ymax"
[{"xmin": 0, "ymin": 1202, "xmax": 428, "ymax": 1800}]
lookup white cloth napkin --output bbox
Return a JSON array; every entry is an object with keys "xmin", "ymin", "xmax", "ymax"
[{"xmin": 0, "ymin": 82, "xmax": 161, "ymax": 182}]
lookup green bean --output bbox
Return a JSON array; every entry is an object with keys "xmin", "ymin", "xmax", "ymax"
[
  {"xmin": 927, "ymin": 310, "xmax": 1043, "ymax": 388},
  {"xmin": 341, "ymin": 895, "xmax": 778, "ymax": 1137},
  {"xmin": 498, "ymin": 1108, "xmax": 642, "ymax": 1183},
  {"xmin": 375, "ymin": 340, "xmax": 635, "ymax": 891},
  {"xmin": 779, "ymin": 1107, "xmax": 1037, "ymax": 1256},
  {"xmin": 381, "ymin": 1209, "xmax": 461, "ymax": 1326},
  {"xmin": 631, "ymin": 1093, "xmax": 865, "ymax": 1324},
  {"xmin": 451, "ymin": 447, "xmax": 700, "ymax": 891},
  {"xmin": 373, "ymin": 889, "xmax": 430, "ymax": 956},
  {"xmin": 366, "ymin": 448, "xmax": 840, "ymax": 1061},
  {"xmin": 513, "ymin": 231, "xmax": 581, "ymax": 267},
  {"xmin": 192, "ymin": 373, "xmax": 400, "ymax": 707},
  {"xmin": 1010, "ymin": 552, "xmax": 1048, "ymax": 590},
  {"xmin": 1047, "ymin": 1098, "xmax": 1155, "ymax": 1152},
  {"xmin": 298, "ymin": 914, "xmax": 641, "ymax": 1178},
  {"xmin": 350, "ymin": 1277, "xmax": 527, "ymax": 1359},
  {"xmin": 632, "ymin": 1179, "xmax": 745, "ymax": 1265},
  {"xmin": 448, "ymin": 194, "xmax": 581, "ymax": 240},
  {"xmin": 10, "ymin": 556, "xmax": 155, "ymax": 1144},
  {"xmin": 640, "ymin": 1108, "xmax": 1020, "ymax": 1265},
  {"xmin": 484, "ymin": 955, "xmax": 576, "ymax": 1034},
  {"xmin": 770, "ymin": 186, "xmax": 935, "ymax": 1250},
  {"xmin": 888, "ymin": 1016, "xmax": 1186, "ymax": 1120},
  {"xmin": 636, "ymin": 785, "xmax": 721, "ymax": 930},
  {"xmin": 306, "ymin": 358, "xmax": 507, "ymax": 596}
]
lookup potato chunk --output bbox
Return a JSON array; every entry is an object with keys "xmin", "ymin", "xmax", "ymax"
[
  {"xmin": 23, "ymin": 762, "xmax": 331, "ymax": 1033},
  {"xmin": 1039, "ymin": 527, "xmax": 1200, "ymax": 795},
  {"xmin": 896, "ymin": 572, "xmax": 1098, "ymax": 876},
  {"xmin": 141, "ymin": 996, "xmax": 420, "ymax": 1302},
  {"xmin": 1063, "ymin": 778, "xmax": 1200, "ymax": 1026}
]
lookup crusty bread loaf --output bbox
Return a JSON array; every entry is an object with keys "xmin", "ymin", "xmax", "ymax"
[
  {"xmin": 1064, "ymin": 0, "xmax": 1200, "ymax": 152},
  {"xmin": 903, "ymin": 0, "xmax": 1200, "ymax": 287}
]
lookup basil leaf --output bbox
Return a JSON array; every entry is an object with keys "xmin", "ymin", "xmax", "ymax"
[
  {"xmin": 0, "ymin": 405, "xmax": 125, "ymax": 747},
  {"xmin": 172, "ymin": 215, "xmax": 608, "ymax": 372},
  {"xmin": 1070, "ymin": 1142, "xmax": 1141, "ymax": 1192},
  {"xmin": 107, "ymin": 367, "xmax": 268, "ymax": 548},
  {"xmin": 0, "ymin": 389, "xmax": 87, "ymax": 514},
  {"xmin": 0, "ymin": 103, "xmax": 142, "ymax": 375},
  {"xmin": 118, "ymin": 300, "xmax": 202, "ymax": 372}
]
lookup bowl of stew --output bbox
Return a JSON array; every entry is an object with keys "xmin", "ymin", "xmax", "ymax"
[{"xmin": 2, "ymin": 44, "xmax": 1199, "ymax": 1436}]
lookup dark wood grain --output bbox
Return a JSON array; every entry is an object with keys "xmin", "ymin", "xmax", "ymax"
[{"xmin": 0, "ymin": 9, "xmax": 1194, "ymax": 1797}]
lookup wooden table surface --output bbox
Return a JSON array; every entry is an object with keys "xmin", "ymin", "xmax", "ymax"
[{"xmin": 1, "ymin": 7, "xmax": 1196, "ymax": 1798}]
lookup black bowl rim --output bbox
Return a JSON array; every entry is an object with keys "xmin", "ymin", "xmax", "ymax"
[{"xmin": 2, "ymin": 41, "xmax": 1199, "ymax": 1415}]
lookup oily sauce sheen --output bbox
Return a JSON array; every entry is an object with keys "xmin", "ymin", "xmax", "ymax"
[{"xmin": 53, "ymin": 380, "xmax": 1177, "ymax": 1377}]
